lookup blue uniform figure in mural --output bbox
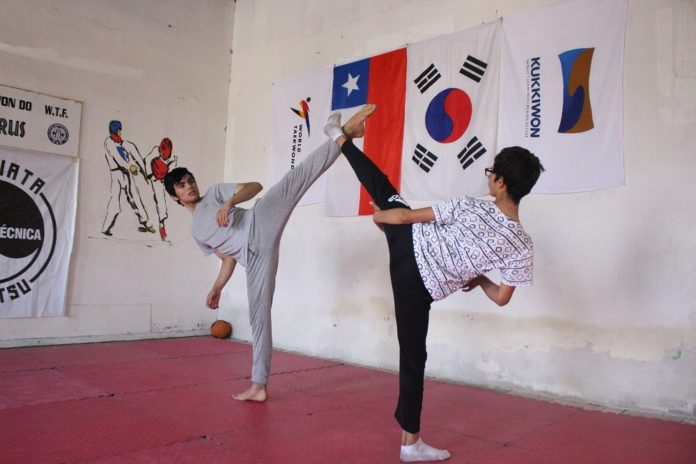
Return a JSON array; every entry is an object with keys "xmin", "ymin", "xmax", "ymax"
[{"xmin": 102, "ymin": 120, "xmax": 155, "ymax": 236}]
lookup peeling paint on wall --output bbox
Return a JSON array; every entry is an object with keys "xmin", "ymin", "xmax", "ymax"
[{"xmin": 0, "ymin": 42, "xmax": 142, "ymax": 78}]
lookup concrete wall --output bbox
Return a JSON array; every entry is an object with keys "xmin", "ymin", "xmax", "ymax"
[
  {"xmin": 221, "ymin": 0, "xmax": 696, "ymax": 421},
  {"xmin": 0, "ymin": 0, "xmax": 235, "ymax": 343}
]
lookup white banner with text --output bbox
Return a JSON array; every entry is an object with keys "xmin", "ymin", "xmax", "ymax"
[
  {"xmin": 0, "ymin": 148, "xmax": 78, "ymax": 317},
  {"xmin": 0, "ymin": 85, "xmax": 82, "ymax": 157}
]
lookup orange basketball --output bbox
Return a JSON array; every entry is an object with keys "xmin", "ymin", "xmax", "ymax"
[{"xmin": 210, "ymin": 320, "xmax": 232, "ymax": 339}]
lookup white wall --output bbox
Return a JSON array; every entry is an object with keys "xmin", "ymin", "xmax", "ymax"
[
  {"xmin": 222, "ymin": 0, "xmax": 696, "ymax": 421},
  {"xmin": 0, "ymin": 0, "xmax": 693, "ymax": 423},
  {"xmin": 0, "ymin": 0, "xmax": 235, "ymax": 344}
]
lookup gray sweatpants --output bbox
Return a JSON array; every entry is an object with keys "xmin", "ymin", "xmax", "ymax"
[{"xmin": 245, "ymin": 139, "xmax": 341, "ymax": 385}]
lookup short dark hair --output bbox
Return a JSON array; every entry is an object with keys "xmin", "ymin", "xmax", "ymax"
[
  {"xmin": 492, "ymin": 147, "xmax": 545, "ymax": 204},
  {"xmin": 164, "ymin": 167, "xmax": 194, "ymax": 197}
]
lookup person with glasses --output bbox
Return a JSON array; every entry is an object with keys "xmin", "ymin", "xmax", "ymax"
[{"xmin": 323, "ymin": 105, "xmax": 544, "ymax": 462}]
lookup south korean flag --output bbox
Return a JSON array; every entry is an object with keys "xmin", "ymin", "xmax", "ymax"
[{"xmin": 402, "ymin": 20, "xmax": 501, "ymax": 201}]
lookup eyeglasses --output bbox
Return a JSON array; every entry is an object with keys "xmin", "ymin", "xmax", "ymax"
[{"xmin": 484, "ymin": 168, "xmax": 495, "ymax": 177}]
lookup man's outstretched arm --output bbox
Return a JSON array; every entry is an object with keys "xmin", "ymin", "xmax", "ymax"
[
  {"xmin": 216, "ymin": 182, "xmax": 263, "ymax": 227},
  {"xmin": 206, "ymin": 251, "xmax": 237, "ymax": 309},
  {"xmin": 372, "ymin": 206, "xmax": 436, "ymax": 225}
]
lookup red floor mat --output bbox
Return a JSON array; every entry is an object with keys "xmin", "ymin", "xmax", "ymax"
[{"xmin": 0, "ymin": 337, "xmax": 694, "ymax": 464}]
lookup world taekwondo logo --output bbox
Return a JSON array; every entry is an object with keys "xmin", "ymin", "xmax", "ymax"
[
  {"xmin": 0, "ymin": 159, "xmax": 57, "ymax": 304},
  {"xmin": 288, "ymin": 97, "xmax": 312, "ymax": 170},
  {"xmin": 558, "ymin": 48, "xmax": 595, "ymax": 134},
  {"xmin": 290, "ymin": 97, "xmax": 311, "ymax": 136},
  {"xmin": 412, "ymin": 55, "xmax": 488, "ymax": 173}
]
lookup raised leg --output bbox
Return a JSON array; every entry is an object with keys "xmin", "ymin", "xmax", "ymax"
[
  {"xmin": 251, "ymin": 139, "xmax": 340, "ymax": 248},
  {"xmin": 340, "ymin": 139, "xmax": 409, "ymax": 212}
]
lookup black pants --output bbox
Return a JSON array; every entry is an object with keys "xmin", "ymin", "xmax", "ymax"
[{"xmin": 341, "ymin": 140, "xmax": 434, "ymax": 434}]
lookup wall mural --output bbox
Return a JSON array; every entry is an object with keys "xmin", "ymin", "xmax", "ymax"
[{"xmin": 101, "ymin": 120, "xmax": 177, "ymax": 242}]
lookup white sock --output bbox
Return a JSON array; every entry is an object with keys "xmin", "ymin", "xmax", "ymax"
[
  {"xmin": 323, "ymin": 112, "xmax": 344, "ymax": 141},
  {"xmin": 400, "ymin": 438, "xmax": 451, "ymax": 462}
]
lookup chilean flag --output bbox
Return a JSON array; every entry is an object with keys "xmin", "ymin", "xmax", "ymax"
[{"xmin": 324, "ymin": 48, "xmax": 407, "ymax": 216}]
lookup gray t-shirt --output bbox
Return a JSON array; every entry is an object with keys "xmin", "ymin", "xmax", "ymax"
[{"xmin": 191, "ymin": 183, "xmax": 253, "ymax": 267}]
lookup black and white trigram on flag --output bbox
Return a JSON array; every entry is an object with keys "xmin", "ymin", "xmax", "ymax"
[
  {"xmin": 401, "ymin": 20, "xmax": 501, "ymax": 201},
  {"xmin": 412, "ymin": 144, "xmax": 438, "ymax": 173},
  {"xmin": 414, "ymin": 64, "xmax": 442, "ymax": 94},
  {"xmin": 458, "ymin": 136, "xmax": 487, "ymax": 170},
  {"xmin": 460, "ymin": 55, "xmax": 488, "ymax": 82}
]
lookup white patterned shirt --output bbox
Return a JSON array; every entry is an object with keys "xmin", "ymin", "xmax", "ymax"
[{"xmin": 412, "ymin": 196, "xmax": 534, "ymax": 301}]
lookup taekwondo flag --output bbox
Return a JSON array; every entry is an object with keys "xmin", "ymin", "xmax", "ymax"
[
  {"xmin": 0, "ymin": 148, "xmax": 78, "ymax": 318},
  {"xmin": 498, "ymin": 0, "xmax": 626, "ymax": 193},
  {"xmin": 402, "ymin": 20, "xmax": 501, "ymax": 201},
  {"xmin": 324, "ymin": 48, "xmax": 407, "ymax": 216},
  {"xmin": 269, "ymin": 67, "xmax": 333, "ymax": 205}
]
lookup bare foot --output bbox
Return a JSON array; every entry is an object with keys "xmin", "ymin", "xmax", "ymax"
[
  {"xmin": 232, "ymin": 383, "xmax": 268, "ymax": 402},
  {"xmin": 342, "ymin": 104, "xmax": 376, "ymax": 139}
]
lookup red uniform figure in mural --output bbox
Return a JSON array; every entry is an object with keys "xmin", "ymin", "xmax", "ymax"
[{"xmin": 143, "ymin": 137, "xmax": 177, "ymax": 241}]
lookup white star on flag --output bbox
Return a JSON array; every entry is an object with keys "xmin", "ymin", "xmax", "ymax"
[{"xmin": 342, "ymin": 73, "xmax": 360, "ymax": 96}]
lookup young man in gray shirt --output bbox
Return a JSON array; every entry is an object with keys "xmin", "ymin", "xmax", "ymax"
[{"xmin": 164, "ymin": 106, "xmax": 375, "ymax": 401}]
